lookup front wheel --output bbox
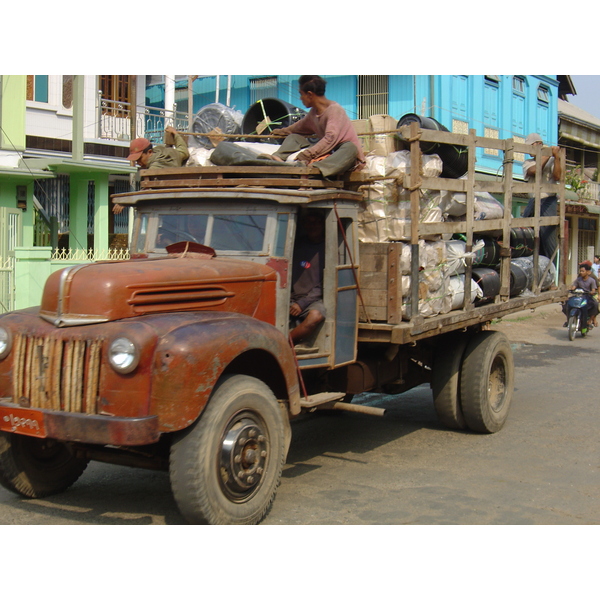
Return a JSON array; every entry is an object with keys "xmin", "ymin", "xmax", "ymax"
[
  {"xmin": 568, "ymin": 313, "xmax": 579, "ymax": 341},
  {"xmin": 169, "ymin": 375, "xmax": 289, "ymax": 525},
  {"xmin": 459, "ymin": 331, "xmax": 514, "ymax": 433},
  {"xmin": 0, "ymin": 432, "xmax": 89, "ymax": 498}
]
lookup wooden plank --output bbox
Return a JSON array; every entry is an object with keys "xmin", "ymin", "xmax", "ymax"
[
  {"xmin": 361, "ymin": 288, "xmax": 388, "ymax": 308},
  {"xmin": 359, "ymin": 305, "xmax": 387, "ymax": 322},
  {"xmin": 387, "ymin": 243, "xmax": 403, "ymax": 324},
  {"xmin": 359, "ymin": 271, "xmax": 388, "ymax": 289},
  {"xmin": 141, "ymin": 178, "xmax": 343, "ymax": 189},
  {"xmin": 142, "ymin": 165, "xmax": 321, "ymax": 177},
  {"xmin": 359, "ymin": 252, "xmax": 389, "ymax": 273}
]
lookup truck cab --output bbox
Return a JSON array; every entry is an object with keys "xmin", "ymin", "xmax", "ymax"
[{"xmin": 126, "ymin": 186, "xmax": 363, "ymax": 369}]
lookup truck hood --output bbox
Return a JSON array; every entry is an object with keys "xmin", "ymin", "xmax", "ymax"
[{"xmin": 39, "ymin": 254, "xmax": 278, "ymax": 327}]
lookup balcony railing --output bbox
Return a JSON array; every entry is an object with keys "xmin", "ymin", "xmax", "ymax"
[{"xmin": 97, "ymin": 94, "xmax": 190, "ymax": 144}]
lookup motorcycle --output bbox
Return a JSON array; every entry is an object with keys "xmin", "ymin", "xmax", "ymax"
[{"xmin": 565, "ymin": 289, "xmax": 593, "ymax": 341}]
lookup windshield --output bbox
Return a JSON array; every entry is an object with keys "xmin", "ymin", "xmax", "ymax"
[{"xmin": 139, "ymin": 213, "xmax": 269, "ymax": 254}]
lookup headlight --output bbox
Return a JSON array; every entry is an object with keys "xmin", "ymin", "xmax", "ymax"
[
  {"xmin": 0, "ymin": 327, "xmax": 12, "ymax": 360},
  {"xmin": 108, "ymin": 337, "xmax": 139, "ymax": 374}
]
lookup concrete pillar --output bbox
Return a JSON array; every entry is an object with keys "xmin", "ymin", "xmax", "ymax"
[
  {"xmin": 72, "ymin": 76, "xmax": 85, "ymax": 162},
  {"xmin": 69, "ymin": 175, "xmax": 89, "ymax": 251},
  {"xmin": 164, "ymin": 75, "xmax": 175, "ymax": 127},
  {"xmin": 0, "ymin": 76, "xmax": 26, "ymax": 154},
  {"xmin": 93, "ymin": 173, "xmax": 109, "ymax": 254}
]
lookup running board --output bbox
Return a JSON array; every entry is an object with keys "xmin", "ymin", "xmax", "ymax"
[
  {"xmin": 300, "ymin": 392, "xmax": 346, "ymax": 407},
  {"xmin": 299, "ymin": 392, "xmax": 386, "ymax": 417}
]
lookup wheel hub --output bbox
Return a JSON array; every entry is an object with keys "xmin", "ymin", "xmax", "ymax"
[
  {"xmin": 220, "ymin": 415, "xmax": 268, "ymax": 499},
  {"xmin": 488, "ymin": 357, "xmax": 507, "ymax": 412}
]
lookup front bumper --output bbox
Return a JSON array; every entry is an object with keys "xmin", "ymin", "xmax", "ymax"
[{"xmin": 0, "ymin": 401, "xmax": 160, "ymax": 446}]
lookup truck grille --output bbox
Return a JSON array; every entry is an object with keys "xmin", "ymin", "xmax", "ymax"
[{"xmin": 12, "ymin": 334, "xmax": 103, "ymax": 414}]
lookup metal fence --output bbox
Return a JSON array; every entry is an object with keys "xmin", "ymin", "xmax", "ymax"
[
  {"xmin": 98, "ymin": 94, "xmax": 190, "ymax": 144},
  {"xmin": 0, "ymin": 256, "xmax": 15, "ymax": 314}
]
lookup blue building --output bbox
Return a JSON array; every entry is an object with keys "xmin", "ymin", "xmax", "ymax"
[{"xmin": 147, "ymin": 74, "xmax": 562, "ymax": 177}]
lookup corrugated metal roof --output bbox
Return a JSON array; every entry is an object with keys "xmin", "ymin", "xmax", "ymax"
[
  {"xmin": 558, "ymin": 99, "xmax": 600, "ymax": 149},
  {"xmin": 559, "ymin": 99, "xmax": 600, "ymax": 130}
]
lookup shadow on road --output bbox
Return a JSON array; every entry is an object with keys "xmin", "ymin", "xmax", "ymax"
[{"xmin": 283, "ymin": 385, "xmax": 451, "ymax": 478}]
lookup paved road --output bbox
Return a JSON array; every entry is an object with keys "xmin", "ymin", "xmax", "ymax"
[{"xmin": 0, "ymin": 302, "xmax": 597, "ymax": 525}]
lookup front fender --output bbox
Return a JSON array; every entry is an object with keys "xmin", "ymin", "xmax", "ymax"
[{"xmin": 149, "ymin": 313, "xmax": 300, "ymax": 431}]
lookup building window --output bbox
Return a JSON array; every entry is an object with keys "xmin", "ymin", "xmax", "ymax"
[
  {"xmin": 513, "ymin": 135, "xmax": 525, "ymax": 163},
  {"xmin": 26, "ymin": 75, "xmax": 48, "ymax": 103},
  {"xmin": 62, "ymin": 75, "xmax": 73, "ymax": 109},
  {"xmin": 357, "ymin": 75, "xmax": 388, "ymax": 119},
  {"xmin": 484, "ymin": 127, "xmax": 499, "ymax": 156},
  {"xmin": 512, "ymin": 76, "xmax": 525, "ymax": 94},
  {"xmin": 99, "ymin": 75, "xmax": 132, "ymax": 116},
  {"xmin": 577, "ymin": 219, "xmax": 596, "ymax": 264},
  {"xmin": 452, "ymin": 119, "xmax": 469, "ymax": 135},
  {"xmin": 485, "ymin": 75, "xmax": 500, "ymax": 84},
  {"xmin": 537, "ymin": 86, "xmax": 549, "ymax": 103},
  {"xmin": 250, "ymin": 77, "xmax": 278, "ymax": 104}
]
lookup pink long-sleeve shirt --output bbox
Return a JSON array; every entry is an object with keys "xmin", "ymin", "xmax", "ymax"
[{"xmin": 281, "ymin": 101, "xmax": 365, "ymax": 167}]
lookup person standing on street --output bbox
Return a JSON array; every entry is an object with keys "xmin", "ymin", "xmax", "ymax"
[{"xmin": 592, "ymin": 255, "xmax": 600, "ymax": 279}]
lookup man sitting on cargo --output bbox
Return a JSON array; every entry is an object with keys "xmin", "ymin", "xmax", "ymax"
[
  {"xmin": 113, "ymin": 126, "xmax": 189, "ymax": 214},
  {"xmin": 289, "ymin": 210, "xmax": 327, "ymax": 346},
  {"xmin": 128, "ymin": 126, "xmax": 189, "ymax": 169},
  {"xmin": 263, "ymin": 75, "xmax": 365, "ymax": 178}
]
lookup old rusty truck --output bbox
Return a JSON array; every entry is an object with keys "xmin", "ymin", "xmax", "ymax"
[{"xmin": 0, "ymin": 123, "xmax": 568, "ymax": 524}]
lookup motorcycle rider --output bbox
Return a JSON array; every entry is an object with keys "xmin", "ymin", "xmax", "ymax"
[{"xmin": 563, "ymin": 263, "xmax": 598, "ymax": 331}]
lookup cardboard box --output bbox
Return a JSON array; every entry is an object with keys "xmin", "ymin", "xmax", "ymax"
[{"xmin": 368, "ymin": 114, "xmax": 398, "ymax": 156}]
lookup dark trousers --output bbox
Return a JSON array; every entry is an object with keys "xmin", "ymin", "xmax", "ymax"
[
  {"xmin": 523, "ymin": 194, "xmax": 558, "ymax": 260},
  {"xmin": 272, "ymin": 134, "xmax": 358, "ymax": 177}
]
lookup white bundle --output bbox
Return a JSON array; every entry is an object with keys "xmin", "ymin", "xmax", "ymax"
[
  {"xmin": 448, "ymin": 275, "xmax": 483, "ymax": 309},
  {"xmin": 187, "ymin": 146, "xmax": 215, "ymax": 166},
  {"xmin": 365, "ymin": 150, "xmax": 444, "ymax": 179},
  {"xmin": 440, "ymin": 191, "xmax": 505, "ymax": 220},
  {"xmin": 386, "ymin": 189, "xmax": 444, "ymax": 241},
  {"xmin": 399, "ymin": 240, "xmax": 450, "ymax": 318},
  {"xmin": 358, "ymin": 198, "xmax": 389, "ymax": 243},
  {"xmin": 385, "ymin": 150, "xmax": 443, "ymax": 178},
  {"xmin": 444, "ymin": 239, "xmax": 485, "ymax": 276}
]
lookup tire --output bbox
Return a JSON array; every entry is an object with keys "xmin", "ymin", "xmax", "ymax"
[
  {"xmin": 169, "ymin": 374, "xmax": 288, "ymax": 525},
  {"xmin": 568, "ymin": 314, "xmax": 578, "ymax": 341},
  {"xmin": 431, "ymin": 334, "xmax": 470, "ymax": 430},
  {"xmin": 459, "ymin": 331, "xmax": 514, "ymax": 433},
  {"xmin": 0, "ymin": 432, "xmax": 89, "ymax": 498}
]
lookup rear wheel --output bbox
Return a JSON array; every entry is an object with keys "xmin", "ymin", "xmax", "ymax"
[
  {"xmin": 0, "ymin": 432, "xmax": 89, "ymax": 498},
  {"xmin": 460, "ymin": 331, "xmax": 514, "ymax": 433},
  {"xmin": 568, "ymin": 314, "xmax": 578, "ymax": 341},
  {"xmin": 169, "ymin": 375, "xmax": 288, "ymax": 525},
  {"xmin": 431, "ymin": 334, "xmax": 470, "ymax": 429}
]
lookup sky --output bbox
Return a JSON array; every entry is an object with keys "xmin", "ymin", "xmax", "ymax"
[{"xmin": 566, "ymin": 75, "xmax": 600, "ymax": 119}]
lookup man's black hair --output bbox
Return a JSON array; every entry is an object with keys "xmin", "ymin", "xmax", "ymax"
[{"xmin": 299, "ymin": 75, "xmax": 327, "ymax": 96}]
